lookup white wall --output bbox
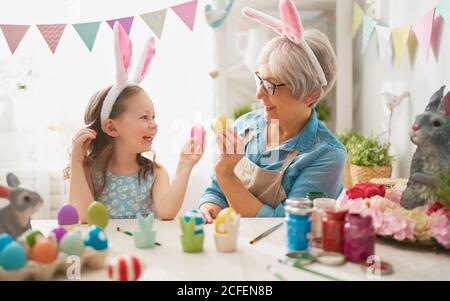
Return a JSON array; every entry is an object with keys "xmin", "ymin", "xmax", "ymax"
[{"xmin": 353, "ymin": 0, "xmax": 450, "ymax": 178}]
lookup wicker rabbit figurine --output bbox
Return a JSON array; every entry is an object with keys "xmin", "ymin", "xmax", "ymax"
[
  {"xmin": 401, "ymin": 86, "xmax": 450, "ymax": 209},
  {"xmin": 0, "ymin": 173, "xmax": 44, "ymax": 238}
]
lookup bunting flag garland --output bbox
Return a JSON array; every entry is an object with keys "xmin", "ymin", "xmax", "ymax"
[
  {"xmin": 0, "ymin": 0, "xmax": 198, "ymax": 55},
  {"xmin": 37, "ymin": 24, "xmax": 66, "ymax": 53},
  {"xmin": 361, "ymin": 15, "xmax": 377, "ymax": 53},
  {"xmin": 106, "ymin": 16, "xmax": 134, "ymax": 35},
  {"xmin": 437, "ymin": 0, "xmax": 450, "ymax": 21},
  {"xmin": 352, "ymin": 2, "xmax": 365, "ymax": 38},
  {"xmin": 353, "ymin": 0, "xmax": 447, "ymax": 67},
  {"xmin": 171, "ymin": 0, "xmax": 198, "ymax": 31},
  {"xmin": 0, "ymin": 24, "xmax": 30, "ymax": 54},
  {"xmin": 0, "ymin": 0, "xmax": 448, "ymax": 62},
  {"xmin": 140, "ymin": 9, "xmax": 167, "ymax": 40},
  {"xmin": 412, "ymin": 8, "xmax": 436, "ymax": 61},
  {"xmin": 375, "ymin": 25, "xmax": 391, "ymax": 62},
  {"xmin": 392, "ymin": 25, "xmax": 411, "ymax": 67},
  {"xmin": 73, "ymin": 21, "xmax": 101, "ymax": 51}
]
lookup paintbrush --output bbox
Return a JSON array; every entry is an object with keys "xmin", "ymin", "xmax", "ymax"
[
  {"xmin": 278, "ymin": 258, "xmax": 343, "ymax": 281},
  {"xmin": 116, "ymin": 226, "xmax": 161, "ymax": 246},
  {"xmin": 249, "ymin": 221, "xmax": 284, "ymax": 244}
]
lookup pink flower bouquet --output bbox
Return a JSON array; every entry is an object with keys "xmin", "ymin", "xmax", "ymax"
[{"xmin": 339, "ymin": 183, "xmax": 450, "ymax": 249}]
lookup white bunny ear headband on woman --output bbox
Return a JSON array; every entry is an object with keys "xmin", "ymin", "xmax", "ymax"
[
  {"xmin": 242, "ymin": 0, "xmax": 327, "ymax": 89},
  {"xmin": 100, "ymin": 22, "xmax": 156, "ymax": 130}
]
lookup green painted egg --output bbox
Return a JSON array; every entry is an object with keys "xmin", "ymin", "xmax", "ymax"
[{"xmin": 88, "ymin": 201, "xmax": 109, "ymax": 229}]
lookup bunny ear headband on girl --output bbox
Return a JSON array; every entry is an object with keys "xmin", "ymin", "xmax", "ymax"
[
  {"xmin": 242, "ymin": 0, "xmax": 327, "ymax": 89},
  {"xmin": 100, "ymin": 22, "xmax": 156, "ymax": 130}
]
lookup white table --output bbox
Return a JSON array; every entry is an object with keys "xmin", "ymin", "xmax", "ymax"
[{"xmin": 31, "ymin": 218, "xmax": 450, "ymax": 281}]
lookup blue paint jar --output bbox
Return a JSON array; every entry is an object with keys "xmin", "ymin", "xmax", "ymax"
[{"xmin": 285, "ymin": 199, "xmax": 312, "ymax": 252}]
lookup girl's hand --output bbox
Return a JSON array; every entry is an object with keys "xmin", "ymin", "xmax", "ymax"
[
  {"xmin": 214, "ymin": 130, "xmax": 245, "ymax": 176},
  {"xmin": 71, "ymin": 128, "xmax": 97, "ymax": 164},
  {"xmin": 179, "ymin": 137, "xmax": 205, "ymax": 168},
  {"xmin": 199, "ymin": 203, "xmax": 222, "ymax": 224}
]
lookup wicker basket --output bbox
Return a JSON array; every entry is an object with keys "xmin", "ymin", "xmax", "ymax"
[
  {"xmin": 350, "ymin": 164, "xmax": 392, "ymax": 184},
  {"xmin": 370, "ymin": 178, "xmax": 408, "ymax": 188},
  {"xmin": 343, "ymin": 159, "xmax": 353, "ymax": 188}
]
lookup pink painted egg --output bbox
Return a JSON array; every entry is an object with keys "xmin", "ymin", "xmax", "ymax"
[{"xmin": 190, "ymin": 124, "xmax": 206, "ymax": 146}]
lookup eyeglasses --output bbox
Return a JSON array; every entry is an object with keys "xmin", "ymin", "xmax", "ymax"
[{"xmin": 254, "ymin": 71, "xmax": 286, "ymax": 96}]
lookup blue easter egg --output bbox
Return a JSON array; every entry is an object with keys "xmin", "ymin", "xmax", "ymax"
[
  {"xmin": 184, "ymin": 209, "xmax": 204, "ymax": 234},
  {"xmin": 84, "ymin": 226, "xmax": 108, "ymax": 251},
  {"xmin": 0, "ymin": 241, "xmax": 27, "ymax": 271},
  {"xmin": 0, "ymin": 233, "xmax": 14, "ymax": 253}
]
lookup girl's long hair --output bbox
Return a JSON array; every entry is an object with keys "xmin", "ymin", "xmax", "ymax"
[{"xmin": 64, "ymin": 85, "xmax": 157, "ymax": 199}]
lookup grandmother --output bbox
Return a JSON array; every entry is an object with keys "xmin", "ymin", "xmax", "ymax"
[{"xmin": 198, "ymin": 0, "xmax": 346, "ymax": 222}]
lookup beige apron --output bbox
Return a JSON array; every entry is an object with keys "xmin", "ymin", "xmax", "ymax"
[{"xmin": 234, "ymin": 129, "xmax": 299, "ymax": 208}]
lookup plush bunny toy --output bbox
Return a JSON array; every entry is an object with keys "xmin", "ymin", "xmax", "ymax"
[
  {"xmin": 401, "ymin": 86, "xmax": 450, "ymax": 209},
  {"xmin": 0, "ymin": 173, "xmax": 43, "ymax": 239}
]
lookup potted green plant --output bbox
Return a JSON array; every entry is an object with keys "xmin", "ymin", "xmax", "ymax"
[
  {"xmin": 337, "ymin": 131, "xmax": 364, "ymax": 188},
  {"xmin": 346, "ymin": 134, "xmax": 395, "ymax": 184}
]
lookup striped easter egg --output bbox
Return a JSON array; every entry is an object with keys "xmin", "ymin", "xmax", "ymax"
[
  {"xmin": 107, "ymin": 255, "xmax": 143, "ymax": 281},
  {"xmin": 184, "ymin": 209, "xmax": 205, "ymax": 234}
]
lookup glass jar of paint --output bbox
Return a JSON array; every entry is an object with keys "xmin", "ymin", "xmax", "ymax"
[
  {"xmin": 343, "ymin": 213, "xmax": 375, "ymax": 263},
  {"xmin": 312, "ymin": 198, "xmax": 336, "ymax": 242},
  {"xmin": 285, "ymin": 204, "xmax": 312, "ymax": 252},
  {"xmin": 285, "ymin": 198, "xmax": 312, "ymax": 209},
  {"xmin": 322, "ymin": 209, "xmax": 347, "ymax": 253}
]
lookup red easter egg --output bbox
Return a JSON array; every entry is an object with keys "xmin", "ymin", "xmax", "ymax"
[
  {"xmin": 108, "ymin": 255, "xmax": 142, "ymax": 281},
  {"xmin": 190, "ymin": 124, "xmax": 205, "ymax": 146}
]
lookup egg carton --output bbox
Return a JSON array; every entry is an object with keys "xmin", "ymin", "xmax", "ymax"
[{"xmin": 0, "ymin": 247, "xmax": 109, "ymax": 281}]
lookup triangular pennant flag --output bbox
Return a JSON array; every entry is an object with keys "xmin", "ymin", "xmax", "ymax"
[
  {"xmin": 37, "ymin": 24, "xmax": 66, "ymax": 53},
  {"xmin": 375, "ymin": 25, "xmax": 391, "ymax": 62},
  {"xmin": 352, "ymin": 2, "xmax": 365, "ymax": 38},
  {"xmin": 437, "ymin": 0, "xmax": 450, "ymax": 21},
  {"xmin": 140, "ymin": 9, "xmax": 167, "ymax": 39},
  {"xmin": 73, "ymin": 21, "xmax": 101, "ymax": 51},
  {"xmin": 412, "ymin": 8, "xmax": 435, "ymax": 61},
  {"xmin": 107, "ymin": 16, "xmax": 134, "ymax": 35},
  {"xmin": 0, "ymin": 24, "xmax": 30, "ymax": 54},
  {"xmin": 407, "ymin": 30, "xmax": 418, "ymax": 65},
  {"xmin": 392, "ymin": 25, "xmax": 411, "ymax": 67},
  {"xmin": 171, "ymin": 0, "xmax": 198, "ymax": 31},
  {"xmin": 431, "ymin": 14, "xmax": 444, "ymax": 58},
  {"xmin": 361, "ymin": 15, "xmax": 377, "ymax": 53}
]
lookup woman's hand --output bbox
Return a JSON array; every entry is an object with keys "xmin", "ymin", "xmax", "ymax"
[
  {"xmin": 214, "ymin": 130, "xmax": 245, "ymax": 176},
  {"xmin": 179, "ymin": 137, "xmax": 205, "ymax": 168},
  {"xmin": 71, "ymin": 128, "xmax": 97, "ymax": 164},
  {"xmin": 199, "ymin": 202, "xmax": 222, "ymax": 224}
]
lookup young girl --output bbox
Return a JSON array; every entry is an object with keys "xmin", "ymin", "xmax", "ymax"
[{"xmin": 67, "ymin": 23, "xmax": 204, "ymax": 222}]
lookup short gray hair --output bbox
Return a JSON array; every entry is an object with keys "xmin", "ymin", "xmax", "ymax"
[{"xmin": 257, "ymin": 29, "xmax": 337, "ymax": 103}]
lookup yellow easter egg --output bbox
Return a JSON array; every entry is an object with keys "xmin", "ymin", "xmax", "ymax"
[
  {"xmin": 215, "ymin": 208, "xmax": 237, "ymax": 234},
  {"xmin": 212, "ymin": 114, "xmax": 228, "ymax": 134}
]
